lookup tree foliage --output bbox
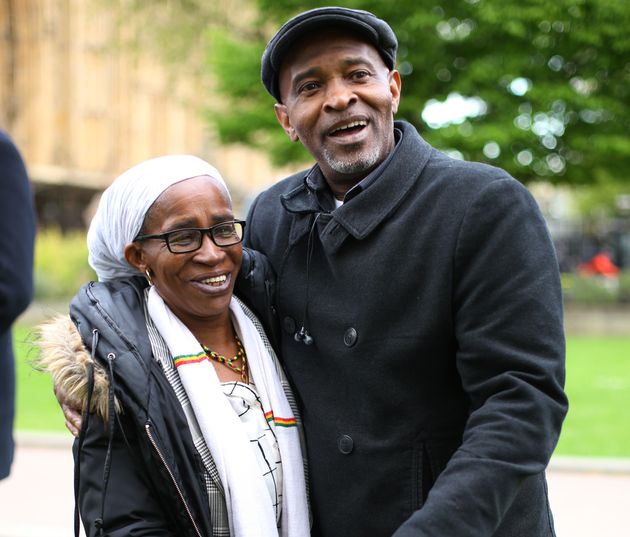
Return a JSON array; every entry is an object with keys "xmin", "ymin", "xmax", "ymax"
[
  {"xmin": 206, "ymin": 0, "xmax": 630, "ymax": 187},
  {"xmin": 109, "ymin": 0, "xmax": 630, "ymax": 190}
]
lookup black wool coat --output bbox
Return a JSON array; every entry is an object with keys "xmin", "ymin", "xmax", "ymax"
[
  {"xmin": 244, "ymin": 121, "xmax": 568, "ymax": 537},
  {"xmin": 0, "ymin": 131, "xmax": 35, "ymax": 480}
]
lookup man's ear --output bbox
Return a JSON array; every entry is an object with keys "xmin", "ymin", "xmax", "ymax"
[
  {"xmin": 124, "ymin": 242, "xmax": 146, "ymax": 273},
  {"xmin": 389, "ymin": 70, "xmax": 402, "ymax": 115},
  {"xmin": 274, "ymin": 103, "xmax": 299, "ymax": 142}
]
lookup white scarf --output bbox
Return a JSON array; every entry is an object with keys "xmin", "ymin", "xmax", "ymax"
[{"xmin": 147, "ymin": 287, "xmax": 309, "ymax": 537}]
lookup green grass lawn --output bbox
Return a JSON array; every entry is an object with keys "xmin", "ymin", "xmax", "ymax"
[
  {"xmin": 13, "ymin": 324, "xmax": 67, "ymax": 432},
  {"xmin": 554, "ymin": 336, "xmax": 630, "ymax": 458},
  {"xmin": 11, "ymin": 324, "xmax": 630, "ymax": 457}
]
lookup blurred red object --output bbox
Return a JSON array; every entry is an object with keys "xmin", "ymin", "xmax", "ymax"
[{"xmin": 578, "ymin": 252, "xmax": 619, "ymax": 277}]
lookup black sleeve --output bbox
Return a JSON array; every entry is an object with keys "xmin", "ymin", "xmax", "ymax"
[
  {"xmin": 393, "ymin": 177, "xmax": 567, "ymax": 536},
  {"xmin": 74, "ymin": 412, "xmax": 178, "ymax": 537},
  {"xmin": 235, "ymin": 246, "xmax": 280, "ymax": 350},
  {"xmin": 0, "ymin": 131, "xmax": 35, "ymax": 332}
]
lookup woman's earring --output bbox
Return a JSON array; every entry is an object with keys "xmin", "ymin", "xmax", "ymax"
[{"xmin": 145, "ymin": 269, "xmax": 153, "ymax": 286}]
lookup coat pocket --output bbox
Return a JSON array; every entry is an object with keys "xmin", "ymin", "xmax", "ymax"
[
  {"xmin": 412, "ymin": 435, "xmax": 462, "ymax": 511},
  {"xmin": 411, "ymin": 442, "xmax": 431, "ymax": 510}
]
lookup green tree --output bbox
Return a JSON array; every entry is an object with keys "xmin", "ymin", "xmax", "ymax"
[
  {"xmin": 108, "ymin": 0, "xmax": 630, "ymax": 194},
  {"xmin": 207, "ymin": 0, "xmax": 630, "ymax": 188}
]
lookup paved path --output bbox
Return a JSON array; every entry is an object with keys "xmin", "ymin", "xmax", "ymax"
[
  {"xmin": 0, "ymin": 434, "xmax": 83, "ymax": 537},
  {"xmin": 547, "ymin": 457, "xmax": 630, "ymax": 536},
  {"xmin": 1, "ymin": 433, "xmax": 630, "ymax": 536}
]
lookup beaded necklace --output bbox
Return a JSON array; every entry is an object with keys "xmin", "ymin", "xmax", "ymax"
[{"xmin": 203, "ymin": 334, "xmax": 248, "ymax": 383}]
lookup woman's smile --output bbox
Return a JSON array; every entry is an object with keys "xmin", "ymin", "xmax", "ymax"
[{"xmin": 190, "ymin": 272, "xmax": 232, "ymax": 294}]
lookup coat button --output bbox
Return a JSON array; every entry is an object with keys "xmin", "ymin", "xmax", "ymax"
[
  {"xmin": 338, "ymin": 434, "xmax": 354, "ymax": 455},
  {"xmin": 343, "ymin": 327, "xmax": 358, "ymax": 347},
  {"xmin": 283, "ymin": 316, "xmax": 296, "ymax": 335}
]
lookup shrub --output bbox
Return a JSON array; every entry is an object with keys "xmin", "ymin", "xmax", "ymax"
[
  {"xmin": 619, "ymin": 271, "xmax": 630, "ymax": 303},
  {"xmin": 34, "ymin": 228, "xmax": 96, "ymax": 300},
  {"xmin": 561, "ymin": 271, "xmax": 629, "ymax": 305}
]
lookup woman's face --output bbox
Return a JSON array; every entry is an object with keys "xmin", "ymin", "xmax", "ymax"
[{"xmin": 126, "ymin": 175, "xmax": 242, "ymax": 328}]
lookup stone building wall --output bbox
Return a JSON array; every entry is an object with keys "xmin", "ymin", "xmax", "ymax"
[{"xmin": 0, "ymin": 0, "xmax": 297, "ymax": 226}]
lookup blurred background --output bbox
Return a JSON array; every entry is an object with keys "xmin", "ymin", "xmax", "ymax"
[
  {"xmin": 2, "ymin": 0, "xmax": 630, "ymax": 304},
  {"xmin": 1, "ymin": 0, "xmax": 629, "ymax": 535}
]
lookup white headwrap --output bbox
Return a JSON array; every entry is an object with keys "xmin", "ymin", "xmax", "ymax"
[{"xmin": 88, "ymin": 155, "xmax": 228, "ymax": 282}]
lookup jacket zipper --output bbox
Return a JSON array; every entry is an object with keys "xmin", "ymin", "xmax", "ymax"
[{"xmin": 145, "ymin": 422, "xmax": 204, "ymax": 537}]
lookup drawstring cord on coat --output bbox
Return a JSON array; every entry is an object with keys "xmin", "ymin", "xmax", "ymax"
[
  {"xmin": 94, "ymin": 351, "xmax": 118, "ymax": 536},
  {"xmin": 74, "ymin": 329, "xmax": 97, "ymax": 537},
  {"xmin": 73, "ymin": 327, "xmax": 123, "ymax": 537},
  {"xmin": 294, "ymin": 212, "xmax": 320, "ymax": 346}
]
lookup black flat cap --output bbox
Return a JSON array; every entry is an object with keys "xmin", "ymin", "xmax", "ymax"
[{"xmin": 261, "ymin": 6, "xmax": 398, "ymax": 102}]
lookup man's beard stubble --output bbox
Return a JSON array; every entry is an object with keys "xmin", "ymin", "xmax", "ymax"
[{"xmin": 321, "ymin": 144, "xmax": 382, "ymax": 175}]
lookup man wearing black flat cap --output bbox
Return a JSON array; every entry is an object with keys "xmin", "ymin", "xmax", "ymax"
[{"xmin": 245, "ymin": 6, "xmax": 568, "ymax": 537}]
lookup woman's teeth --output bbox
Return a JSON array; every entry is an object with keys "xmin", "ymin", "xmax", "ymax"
[{"xmin": 201, "ymin": 275, "xmax": 227, "ymax": 286}]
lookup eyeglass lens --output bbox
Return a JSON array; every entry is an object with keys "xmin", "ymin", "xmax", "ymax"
[{"xmin": 167, "ymin": 222, "xmax": 243, "ymax": 252}]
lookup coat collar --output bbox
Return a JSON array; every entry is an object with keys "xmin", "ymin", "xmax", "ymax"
[{"xmin": 280, "ymin": 121, "xmax": 433, "ymax": 254}]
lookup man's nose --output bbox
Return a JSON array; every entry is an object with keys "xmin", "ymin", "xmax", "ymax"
[{"xmin": 323, "ymin": 78, "xmax": 357, "ymax": 111}]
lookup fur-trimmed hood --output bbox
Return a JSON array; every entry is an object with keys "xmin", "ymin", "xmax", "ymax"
[{"xmin": 36, "ymin": 314, "xmax": 119, "ymax": 421}]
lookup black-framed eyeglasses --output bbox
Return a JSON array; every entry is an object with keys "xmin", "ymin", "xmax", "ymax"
[{"xmin": 134, "ymin": 219, "xmax": 246, "ymax": 254}]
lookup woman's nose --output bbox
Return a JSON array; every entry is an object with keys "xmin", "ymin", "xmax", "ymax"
[{"xmin": 192, "ymin": 233, "xmax": 225, "ymax": 263}]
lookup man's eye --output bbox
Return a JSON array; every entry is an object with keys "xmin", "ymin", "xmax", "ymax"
[
  {"xmin": 351, "ymin": 70, "xmax": 370, "ymax": 80},
  {"xmin": 298, "ymin": 81, "xmax": 319, "ymax": 93}
]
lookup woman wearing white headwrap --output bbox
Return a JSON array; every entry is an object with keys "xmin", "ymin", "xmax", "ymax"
[{"xmin": 37, "ymin": 156, "xmax": 310, "ymax": 537}]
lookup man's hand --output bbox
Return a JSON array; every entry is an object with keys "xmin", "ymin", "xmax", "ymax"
[{"xmin": 54, "ymin": 384, "xmax": 82, "ymax": 437}]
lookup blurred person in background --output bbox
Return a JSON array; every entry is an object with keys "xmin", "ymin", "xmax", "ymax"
[{"xmin": 0, "ymin": 130, "xmax": 36, "ymax": 480}]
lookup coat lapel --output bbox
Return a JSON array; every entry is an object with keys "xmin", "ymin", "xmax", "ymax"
[{"xmin": 280, "ymin": 122, "xmax": 434, "ymax": 255}]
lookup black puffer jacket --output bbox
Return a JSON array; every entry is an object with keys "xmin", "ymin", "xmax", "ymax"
[
  {"xmin": 72, "ymin": 275, "xmax": 213, "ymax": 537},
  {"xmin": 41, "ymin": 248, "xmax": 277, "ymax": 537}
]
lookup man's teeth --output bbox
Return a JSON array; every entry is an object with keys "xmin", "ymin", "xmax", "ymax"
[
  {"xmin": 331, "ymin": 120, "xmax": 367, "ymax": 134},
  {"xmin": 201, "ymin": 275, "xmax": 227, "ymax": 285}
]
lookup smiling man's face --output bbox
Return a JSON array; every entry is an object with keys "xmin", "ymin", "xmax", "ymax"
[{"xmin": 274, "ymin": 28, "xmax": 401, "ymax": 198}]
